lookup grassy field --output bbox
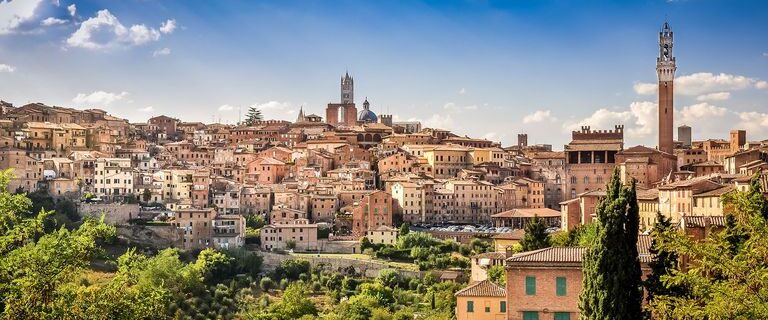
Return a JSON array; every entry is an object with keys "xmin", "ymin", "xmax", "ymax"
[{"xmin": 290, "ymin": 252, "xmax": 419, "ymax": 271}]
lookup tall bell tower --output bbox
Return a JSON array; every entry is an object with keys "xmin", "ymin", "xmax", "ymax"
[
  {"xmin": 341, "ymin": 72, "xmax": 354, "ymax": 104},
  {"xmin": 657, "ymin": 21, "xmax": 676, "ymax": 154}
]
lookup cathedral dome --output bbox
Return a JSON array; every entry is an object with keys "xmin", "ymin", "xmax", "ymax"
[
  {"xmin": 358, "ymin": 109, "xmax": 377, "ymax": 123},
  {"xmin": 358, "ymin": 98, "xmax": 377, "ymax": 123}
]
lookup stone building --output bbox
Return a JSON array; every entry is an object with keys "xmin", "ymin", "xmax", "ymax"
[{"xmin": 564, "ymin": 126, "xmax": 623, "ymax": 200}]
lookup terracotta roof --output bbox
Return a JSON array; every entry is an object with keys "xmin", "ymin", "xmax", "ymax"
[
  {"xmin": 636, "ymin": 188, "xmax": 659, "ymax": 200},
  {"xmin": 472, "ymin": 251, "xmax": 507, "ymax": 260},
  {"xmin": 506, "ymin": 247, "xmax": 585, "ymax": 265},
  {"xmin": 491, "ymin": 208, "xmax": 561, "ymax": 218},
  {"xmin": 454, "ymin": 280, "xmax": 506, "ymax": 297},
  {"xmin": 693, "ymin": 185, "xmax": 735, "ymax": 198},
  {"xmin": 491, "ymin": 229, "xmax": 526, "ymax": 240},
  {"xmin": 637, "ymin": 234, "xmax": 653, "ymax": 264},
  {"xmin": 682, "ymin": 215, "xmax": 726, "ymax": 228}
]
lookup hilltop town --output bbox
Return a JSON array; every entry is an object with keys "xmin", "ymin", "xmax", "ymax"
[{"xmin": 1, "ymin": 21, "xmax": 768, "ymax": 320}]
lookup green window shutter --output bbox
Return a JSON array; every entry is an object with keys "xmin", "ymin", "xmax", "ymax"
[
  {"xmin": 467, "ymin": 300, "xmax": 474, "ymax": 312},
  {"xmin": 556, "ymin": 276, "xmax": 567, "ymax": 296},
  {"xmin": 522, "ymin": 311, "xmax": 540, "ymax": 320},
  {"xmin": 554, "ymin": 312, "xmax": 571, "ymax": 320},
  {"xmin": 525, "ymin": 276, "xmax": 536, "ymax": 295},
  {"xmin": 500, "ymin": 301, "xmax": 507, "ymax": 313}
]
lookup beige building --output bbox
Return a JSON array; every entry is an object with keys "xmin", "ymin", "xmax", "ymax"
[
  {"xmin": 365, "ymin": 225, "xmax": 399, "ymax": 245},
  {"xmin": 470, "ymin": 251, "xmax": 506, "ymax": 282},
  {"xmin": 260, "ymin": 218, "xmax": 319, "ymax": 251},
  {"xmin": 455, "ymin": 280, "xmax": 507, "ymax": 320},
  {"xmin": 564, "ymin": 126, "xmax": 623, "ymax": 200},
  {"xmin": 444, "ymin": 180, "xmax": 497, "ymax": 224},
  {"xmin": 391, "ymin": 181, "xmax": 425, "ymax": 223},
  {"xmin": 93, "ymin": 158, "xmax": 134, "ymax": 199},
  {"xmin": 0, "ymin": 147, "xmax": 43, "ymax": 192},
  {"xmin": 658, "ymin": 176, "xmax": 723, "ymax": 224}
]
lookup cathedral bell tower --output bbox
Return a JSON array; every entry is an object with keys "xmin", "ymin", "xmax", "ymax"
[
  {"xmin": 341, "ymin": 72, "xmax": 354, "ymax": 104},
  {"xmin": 657, "ymin": 21, "xmax": 676, "ymax": 154}
]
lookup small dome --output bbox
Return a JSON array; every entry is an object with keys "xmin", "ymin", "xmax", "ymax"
[{"xmin": 358, "ymin": 109, "xmax": 377, "ymax": 123}]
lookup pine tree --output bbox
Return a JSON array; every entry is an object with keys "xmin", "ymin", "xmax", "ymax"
[
  {"xmin": 244, "ymin": 106, "xmax": 263, "ymax": 126},
  {"xmin": 579, "ymin": 169, "xmax": 643, "ymax": 320},
  {"xmin": 643, "ymin": 211, "xmax": 684, "ymax": 310},
  {"xmin": 520, "ymin": 215, "xmax": 551, "ymax": 251},
  {"xmin": 399, "ymin": 222, "xmax": 410, "ymax": 238}
]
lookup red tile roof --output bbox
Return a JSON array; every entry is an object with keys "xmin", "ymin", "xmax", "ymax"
[
  {"xmin": 506, "ymin": 247, "xmax": 585, "ymax": 266},
  {"xmin": 491, "ymin": 208, "xmax": 561, "ymax": 218},
  {"xmin": 454, "ymin": 280, "xmax": 507, "ymax": 297}
]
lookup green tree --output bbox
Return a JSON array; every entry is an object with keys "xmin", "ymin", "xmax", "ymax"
[
  {"xmin": 520, "ymin": 215, "xmax": 551, "ymax": 251},
  {"xmin": 642, "ymin": 211, "xmax": 684, "ymax": 315},
  {"xmin": 142, "ymin": 188, "xmax": 151, "ymax": 202},
  {"xmin": 399, "ymin": 222, "xmax": 410, "ymax": 237},
  {"xmin": 648, "ymin": 173, "xmax": 768, "ymax": 319},
  {"xmin": 244, "ymin": 106, "xmax": 263, "ymax": 126},
  {"xmin": 579, "ymin": 170, "xmax": 642, "ymax": 319},
  {"xmin": 486, "ymin": 265, "xmax": 506, "ymax": 286}
]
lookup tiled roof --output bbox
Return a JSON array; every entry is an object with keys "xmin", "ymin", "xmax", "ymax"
[
  {"xmin": 682, "ymin": 215, "xmax": 726, "ymax": 228},
  {"xmin": 454, "ymin": 280, "xmax": 506, "ymax": 297},
  {"xmin": 491, "ymin": 229, "xmax": 526, "ymax": 240},
  {"xmin": 637, "ymin": 188, "xmax": 659, "ymax": 200},
  {"xmin": 694, "ymin": 185, "xmax": 735, "ymax": 198},
  {"xmin": 637, "ymin": 234, "xmax": 653, "ymax": 263},
  {"xmin": 472, "ymin": 251, "xmax": 507, "ymax": 260},
  {"xmin": 506, "ymin": 247, "xmax": 585, "ymax": 265},
  {"xmin": 491, "ymin": 208, "xmax": 561, "ymax": 218}
]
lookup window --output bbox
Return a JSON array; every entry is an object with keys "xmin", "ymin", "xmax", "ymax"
[
  {"xmin": 500, "ymin": 301, "xmax": 506, "ymax": 313},
  {"xmin": 466, "ymin": 301, "xmax": 474, "ymax": 313},
  {"xmin": 525, "ymin": 276, "xmax": 536, "ymax": 295},
  {"xmin": 554, "ymin": 312, "xmax": 571, "ymax": 320},
  {"xmin": 556, "ymin": 277, "xmax": 567, "ymax": 296},
  {"xmin": 522, "ymin": 311, "xmax": 539, "ymax": 320}
]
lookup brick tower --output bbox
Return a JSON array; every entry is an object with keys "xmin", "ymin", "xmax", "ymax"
[{"xmin": 657, "ymin": 21, "xmax": 676, "ymax": 154}]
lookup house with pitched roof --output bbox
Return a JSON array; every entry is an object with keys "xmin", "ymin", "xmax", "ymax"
[{"xmin": 455, "ymin": 280, "xmax": 507, "ymax": 320}]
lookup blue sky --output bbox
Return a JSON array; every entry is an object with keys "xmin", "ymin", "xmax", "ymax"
[{"xmin": 1, "ymin": 0, "xmax": 767, "ymax": 148}]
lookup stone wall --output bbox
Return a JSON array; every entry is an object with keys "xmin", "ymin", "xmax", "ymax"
[
  {"xmin": 80, "ymin": 203, "xmax": 140, "ymax": 225},
  {"xmin": 117, "ymin": 225, "xmax": 182, "ymax": 249},
  {"xmin": 260, "ymin": 251, "xmax": 423, "ymax": 279}
]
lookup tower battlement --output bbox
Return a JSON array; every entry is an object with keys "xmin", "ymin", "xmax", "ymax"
[{"xmin": 571, "ymin": 125, "xmax": 624, "ymax": 141}]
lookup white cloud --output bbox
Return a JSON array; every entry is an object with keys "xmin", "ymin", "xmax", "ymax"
[
  {"xmin": 458, "ymin": 88, "xmax": 466, "ymax": 95},
  {"xmin": 0, "ymin": 64, "xmax": 15, "ymax": 73},
  {"xmin": 152, "ymin": 47, "xmax": 171, "ymax": 57},
  {"xmin": 522, "ymin": 110, "xmax": 557, "ymax": 124},
  {"xmin": 422, "ymin": 113, "xmax": 454, "ymax": 129},
  {"xmin": 678, "ymin": 103, "xmax": 728, "ymax": 124},
  {"xmin": 0, "ymin": 0, "xmax": 45, "ymax": 34},
  {"xmin": 137, "ymin": 106, "xmax": 154, "ymax": 113},
  {"xmin": 696, "ymin": 91, "xmax": 731, "ymax": 101},
  {"xmin": 218, "ymin": 104, "xmax": 235, "ymax": 111},
  {"xmin": 763, "ymin": 52, "xmax": 768, "ymax": 57},
  {"xmin": 66, "ymin": 9, "xmax": 172, "ymax": 50},
  {"xmin": 635, "ymin": 72, "xmax": 767, "ymax": 96},
  {"xmin": 72, "ymin": 91, "xmax": 128, "ymax": 106},
  {"xmin": 562, "ymin": 101, "xmax": 658, "ymax": 140},
  {"xmin": 252, "ymin": 101, "xmax": 292, "ymax": 110},
  {"xmin": 159, "ymin": 19, "xmax": 176, "ymax": 34},
  {"xmin": 481, "ymin": 132, "xmax": 497, "ymax": 141},
  {"xmin": 443, "ymin": 102, "xmax": 478, "ymax": 112},
  {"xmin": 67, "ymin": 4, "xmax": 76, "ymax": 17},
  {"xmin": 633, "ymin": 83, "xmax": 657, "ymax": 95},
  {"xmin": 40, "ymin": 17, "xmax": 66, "ymax": 26},
  {"xmin": 737, "ymin": 112, "xmax": 768, "ymax": 136}
]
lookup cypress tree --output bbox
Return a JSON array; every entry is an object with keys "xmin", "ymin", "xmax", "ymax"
[
  {"xmin": 579, "ymin": 169, "xmax": 642, "ymax": 320},
  {"xmin": 521, "ymin": 215, "xmax": 551, "ymax": 251}
]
